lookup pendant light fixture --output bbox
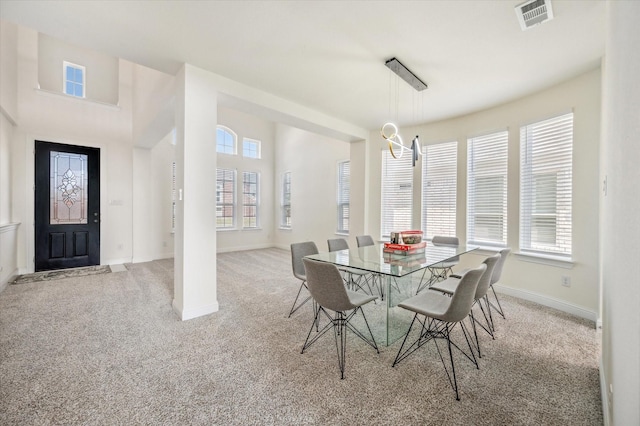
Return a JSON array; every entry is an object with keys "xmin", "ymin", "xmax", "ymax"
[{"xmin": 380, "ymin": 57, "xmax": 428, "ymax": 167}]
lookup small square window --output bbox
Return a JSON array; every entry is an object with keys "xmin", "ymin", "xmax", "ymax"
[
  {"xmin": 63, "ymin": 61, "xmax": 85, "ymax": 98},
  {"xmin": 243, "ymin": 138, "xmax": 261, "ymax": 159}
]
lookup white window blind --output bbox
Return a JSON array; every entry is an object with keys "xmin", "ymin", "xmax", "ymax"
[
  {"xmin": 337, "ymin": 161, "xmax": 350, "ymax": 233},
  {"xmin": 216, "ymin": 168, "xmax": 235, "ymax": 228},
  {"xmin": 520, "ymin": 112, "xmax": 573, "ymax": 256},
  {"xmin": 421, "ymin": 141, "xmax": 457, "ymax": 239},
  {"xmin": 381, "ymin": 150, "xmax": 413, "ymax": 237},
  {"xmin": 467, "ymin": 131, "xmax": 508, "ymax": 247},
  {"xmin": 281, "ymin": 172, "xmax": 292, "ymax": 228},
  {"xmin": 171, "ymin": 161, "xmax": 176, "ymax": 232},
  {"xmin": 242, "ymin": 171, "xmax": 259, "ymax": 228}
]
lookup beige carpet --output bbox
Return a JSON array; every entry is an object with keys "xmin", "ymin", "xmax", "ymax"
[{"xmin": 0, "ymin": 248, "xmax": 602, "ymax": 425}]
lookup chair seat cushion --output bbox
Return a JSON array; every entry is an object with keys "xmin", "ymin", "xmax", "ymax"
[
  {"xmin": 346, "ymin": 289, "xmax": 377, "ymax": 307},
  {"xmin": 429, "ymin": 276, "xmax": 461, "ymax": 295},
  {"xmin": 398, "ymin": 290, "xmax": 451, "ymax": 318}
]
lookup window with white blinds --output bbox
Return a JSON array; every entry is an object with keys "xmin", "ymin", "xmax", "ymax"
[
  {"xmin": 337, "ymin": 161, "xmax": 350, "ymax": 233},
  {"xmin": 216, "ymin": 168, "xmax": 235, "ymax": 229},
  {"xmin": 171, "ymin": 161, "xmax": 176, "ymax": 232},
  {"xmin": 281, "ymin": 171, "xmax": 292, "ymax": 228},
  {"xmin": 421, "ymin": 141, "xmax": 457, "ymax": 239},
  {"xmin": 520, "ymin": 112, "xmax": 573, "ymax": 256},
  {"xmin": 467, "ymin": 131, "xmax": 508, "ymax": 247},
  {"xmin": 381, "ymin": 150, "xmax": 413, "ymax": 237},
  {"xmin": 242, "ymin": 171, "xmax": 259, "ymax": 229}
]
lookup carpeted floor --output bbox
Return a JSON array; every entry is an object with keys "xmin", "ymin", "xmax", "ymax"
[{"xmin": 0, "ymin": 248, "xmax": 603, "ymax": 425}]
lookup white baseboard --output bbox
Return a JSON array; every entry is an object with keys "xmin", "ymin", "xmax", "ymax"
[
  {"xmin": 102, "ymin": 257, "xmax": 132, "ymax": 266},
  {"xmin": 216, "ymin": 243, "xmax": 276, "ymax": 253},
  {"xmin": 172, "ymin": 298, "xmax": 219, "ymax": 321},
  {"xmin": 494, "ymin": 284, "xmax": 598, "ymax": 325},
  {"xmin": 600, "ymin": 357, "xmax": 611, "ymax": 426},
  {"xmin": 0, "ymin": 268, "xmax": 19, "ymax": 292},
  {"xmin": 131, "ymin": 256, "xmax": 155, "ymax": 264}
]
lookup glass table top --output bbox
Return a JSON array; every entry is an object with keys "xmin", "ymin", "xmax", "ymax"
[{"xmin": 306, "ymin": 243, "xmax": 477, "ymax": 277}]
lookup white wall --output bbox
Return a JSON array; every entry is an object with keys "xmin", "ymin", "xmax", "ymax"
[
  {"xmin": 172, "ymin": 64, "xmax": 219, "ymax": 321},
  {"xmin": 11, "ymin": 25, "xmax": 135, "ymax": 271},
  {"xmin": 132, "ymin": 134, "xmax": 175, "ymax": 263},
  {"xmin": 0, "ymin": 112, "xmax": 19, "ymax": 289},
  {"xmin": 1, "ymin": 21, "xmax": 20, "ymax": 288},
  {"xmin": 600, "ymin": 2, "xmax": 640, "ymax": 425},
  {"xmin": 366, "ymin": 68, "xmax": 601, "ymax": 320},
  {"xmin": 216, "ymin": 107, "xmax": 276, "ymax": 252},
  {"xmin": 0, "ymin": 108, "xmax": 13, "ymax": 225},
  {"xmin": 1, "ymin": 20, "xmax": 18, "ymax": 121},
  {"xmin": 132, "ymin": 63, "xmax": 175, "ymax": 148},
  {"xmin": 37, "ymin": 33, "xmax": 119, "ymax": 105},
  {"xmin": 150, "ymin": 135, "xmax": 175, "ymax": 259},
  {"xmin": 274, "ymin": 124, "xmax": 350, "ymax": 252}
]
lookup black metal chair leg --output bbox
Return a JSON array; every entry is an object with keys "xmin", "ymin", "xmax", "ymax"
[{"xmin": 288, "ymin": 281, "xmax": 311, "ymax": 317}]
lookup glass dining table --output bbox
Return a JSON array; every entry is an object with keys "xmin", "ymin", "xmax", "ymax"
[{"xmin": 306, "ymin": 242, "xmax": 477, "ymax": 346}]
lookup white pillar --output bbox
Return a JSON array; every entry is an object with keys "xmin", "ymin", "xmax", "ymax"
[{"xmin": 173, "ymin": 64, "xmax": 218, "ymax": 320}]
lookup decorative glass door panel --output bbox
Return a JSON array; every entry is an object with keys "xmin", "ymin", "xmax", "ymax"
[{"xmin": 50, "ymin": 151, "xmax": 88, "ymax": 225}]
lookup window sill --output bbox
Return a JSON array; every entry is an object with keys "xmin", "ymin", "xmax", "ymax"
[
  {"xmin": 216, "ymin": 227, "xmax": 238, "ymax": 232},
  {"xmin": 242, "ymin": 227, "xmax": 263, "ymax": 231},
  {"xmin": 513, "ymin": 251, "xmax": 574, "ymax": 269},
  {"xmin": 279, "ymin": 227, "xmax": 292, "ymax": 231},
  {"xmin": 35, "ymin": 88, "xmax": 120, "ymax": 110},
  {"xmin": 465, "ymin": 245, "xmax": 507, "ymax": 255}
]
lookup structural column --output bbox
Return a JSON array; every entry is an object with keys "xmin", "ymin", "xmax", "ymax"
[{"xmin": 173, "ymin": 64, "xmax": 218, "ymax": 320}]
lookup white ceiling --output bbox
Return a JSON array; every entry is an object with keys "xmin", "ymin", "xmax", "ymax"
[{"xmin": 1, "ymin": 0, "xmax": 606, "ymax": 132}]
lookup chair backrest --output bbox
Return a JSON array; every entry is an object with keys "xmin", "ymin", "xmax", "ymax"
[
  {"xmin": 327, "ymin": 238, "xmax": 349, "ymax": 252},
  {"xmin": 431, "ymin": 235, "xmax": 459, "ymax": 246},
  {"xmin": 474, "ymin": 253, "xmax": 501, "ymax": 300},
  {"xmin": 490, "ymin": 247, "xmax": 511, "ymax": 285},
  {"xmin": 356, "ymin": 235, "xmax": 375, "ymax": 247},
  {"xmin": 440, "ymin": 264, "xmax": 486, "ymax": 323},
  {"xmin": 291, "ymin": 241, "xmax": 319, "ymax": 281},
  {"xmin": 303, "ymin": 258, "xmax": 355, "ymax": 312}
]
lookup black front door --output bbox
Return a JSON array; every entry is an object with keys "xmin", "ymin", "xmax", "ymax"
[{"xmin": 34, "ymin": 141, "xmax": 100, "ymax": 271}]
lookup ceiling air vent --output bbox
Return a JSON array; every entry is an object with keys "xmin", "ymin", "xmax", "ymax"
[{"xmin": 515, "ymin": 0, "xmax": 554, "ymax": 31}]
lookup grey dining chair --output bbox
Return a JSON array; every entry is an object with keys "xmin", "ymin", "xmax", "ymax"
[
  {"xmin": 287, "ymin": 241, "xmax": 319, "ymax": 318},
  {"xmin": 487, "ymin": 247, "xmax": 511, "ymax": 321},
  {"xmin": 327, "ymin": 238, "xmax": 375, "ymax": 295},
  {"xmin": 301, "ymin": 258, "xmax": 379, "ymax": 379},
  {"xmin": 392, "ymin": 263, "xmax": 486, "ymax": 400},
  {"xmin": 430, "ymin": 253, "xmax": 500, "ymax": 358},
  {"xmin": 356, "ymin": 235, "xmax": 375, "ymax": 247},
  {"xmin": 416, "ymin": 235, "xmax": 460, "ymax": 294}
]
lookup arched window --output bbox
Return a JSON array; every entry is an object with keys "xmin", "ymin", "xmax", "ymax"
[{"xmin": 216, "ymin": 126, "xmax": 237, "ymax": 155}]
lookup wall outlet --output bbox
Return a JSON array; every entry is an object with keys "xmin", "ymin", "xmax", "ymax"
[{"xmin": 561, "ymin": 275, "xmax": 571, "ymax": 287}]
